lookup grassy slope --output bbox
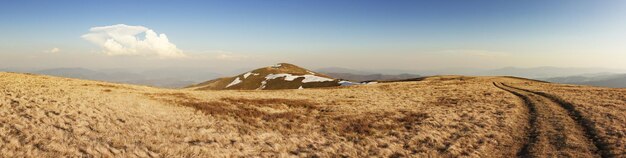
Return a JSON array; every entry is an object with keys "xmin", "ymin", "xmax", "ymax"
[{"xmin": 0, "ymin": 72, "xmax": 623, "ymax": 157}]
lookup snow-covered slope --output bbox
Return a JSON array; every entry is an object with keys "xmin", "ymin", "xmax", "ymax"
[{"xmin": 187, "ymin": 63, "xmax": 342, "ymax": 90}]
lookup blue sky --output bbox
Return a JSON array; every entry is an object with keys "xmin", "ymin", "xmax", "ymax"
[{"xmin": 1, "ymin": 0, "xmax": 625, "ymax": 70}]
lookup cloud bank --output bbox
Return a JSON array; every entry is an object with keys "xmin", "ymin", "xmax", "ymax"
[
  {"xmin": 44, "ymin": 47, "xmax": 60, "ymax": 53},
  {"xmin": 210, "ymin": 50, "xmax": 249, "ymax": 61},
  {"xmin": 81, "ymin": 24, "xmax": 185, "ymax": 58}
]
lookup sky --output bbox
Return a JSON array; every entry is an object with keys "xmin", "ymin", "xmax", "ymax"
[{"xmin": 1, "ymin": 0, "xmax": 625, "ymax": 73}]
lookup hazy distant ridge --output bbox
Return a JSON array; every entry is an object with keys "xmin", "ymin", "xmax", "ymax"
[
  {"xmin": 2, "ymin": 67, "xmax": 220, "ymax": 88},
  {"xmin": 542, "ymin": 73, "xmax": 626, "ymax": 88}
]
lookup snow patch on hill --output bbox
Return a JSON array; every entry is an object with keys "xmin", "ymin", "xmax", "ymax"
[
  {"xmin": 254, "ymin": 73, "xmax": 336, "ymax": 90},
  {"xmin": 339, "ymin": 80, "xmax": 358, "ymax": 86},
  {"xmin": 265, "ymin": 73, "xmax": 334, "ymax": 83},
  {"xmin": 301, "ymin": 75, "xmax": 334, "ymax": 83},
  {"xmin": 243, "ymin": 72, "xmax": 259, "ymax": 79},
  {"xmin": 226, "ymin": 77, "xmax": 242, "ymax": 88},
  {"xmin": 271, "ymin": 64, "xmax": 282, "ymax": 68},
  {"xmin": 339, "ymin": 80, "xmax": 378, "ymax": 86},
  {"xmin": 258, "ymin": 80, "xmax": 267, "ymax": 90}
]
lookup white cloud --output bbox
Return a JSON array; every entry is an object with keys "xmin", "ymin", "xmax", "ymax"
[
  {"xmin": 44, "ymin": 47, "xmax": 61, "ymax": 53},
  {"xmin": 81, "ymin": 24, "xmax": 185, "ymax": 58},
  {"xmin": 215, "ymin": 52, "xmax": 248, "ymax": 61},
  {"xmin": 187, "ymin": 50, "xmax": 249, "ymax": 61}
]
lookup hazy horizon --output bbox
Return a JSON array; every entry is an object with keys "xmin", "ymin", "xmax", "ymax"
[{"xmin": 2, "ymin": 0, "xmax": 626, "ymax": 72}]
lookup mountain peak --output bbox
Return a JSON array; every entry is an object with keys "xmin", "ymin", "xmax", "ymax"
[{"xmin": 187, "ymin": 63, "xmax": 339, "ymax": 90}]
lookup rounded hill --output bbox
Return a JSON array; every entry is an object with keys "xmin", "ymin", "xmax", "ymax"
[{"xmin": 187, "ymin": 63, "xmax": 340, "ymax": 90}]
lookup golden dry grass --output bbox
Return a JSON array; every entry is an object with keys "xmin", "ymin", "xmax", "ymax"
[
  {"xmin": 507, "ymin": 81, "xmax": 626, "ymax": 157},
  {"xmin": 0, "ymin": 72, "xmax": 623, "ymax": 157}
]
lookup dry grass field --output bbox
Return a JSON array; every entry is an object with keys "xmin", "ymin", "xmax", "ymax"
[
  {"xmin": 1, "ymin": 72, "xmax": 624, "ymax": 157},
  {"xmin": 506, "ymin": 81, "xmax": 626, "ymax": 157}
]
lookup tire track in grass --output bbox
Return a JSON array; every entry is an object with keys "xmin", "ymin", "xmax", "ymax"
[
  {"xmin": 493, "ymin": 82, "xmax": 538, "ymax": 157},
  {"xmin": 502, "ymin": 83, "xmax": 612, "ymax": 158}
]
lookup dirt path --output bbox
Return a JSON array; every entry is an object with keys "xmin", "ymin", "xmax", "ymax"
[{"xmin": 493, "ymin": 82, "xmax": 604, "ymax": 158}]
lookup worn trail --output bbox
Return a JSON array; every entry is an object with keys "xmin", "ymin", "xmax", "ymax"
[{"xmin": 494, "ymin": 82, "xmax": 603, "ymax": 158}]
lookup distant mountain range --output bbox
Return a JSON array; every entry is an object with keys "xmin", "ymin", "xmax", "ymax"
[
  {"xmin": 475, "ymin": 67, "xmax": 626, "ymax": 78},
  {"xmin": 322, "ymin": 72, "xmax": 420, "ymax": 82},
  {"xmin": 1, "ymin": 67, "xmax": 221, "ymax": 88},
  {"xmin": 3, "ymin": 66, "xmax": 625, "ymax": 88},
  {"xmin": 317, "ymin": 66, "xmax": 626, "ymax": 88},
  {"xmin": 541, "ymin": 73, "xmax": 626, "ymax": 88},
  {"xmin": 315, "ymin": 67, "xmax": 375, "ymax": 75},
  {"xmin": 317, "ymin": 66, "xmax": 626, "ymax": 79},
  {"xmin": 316, "ymin": 67, "xmax": 422, "ymax": 82}
]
